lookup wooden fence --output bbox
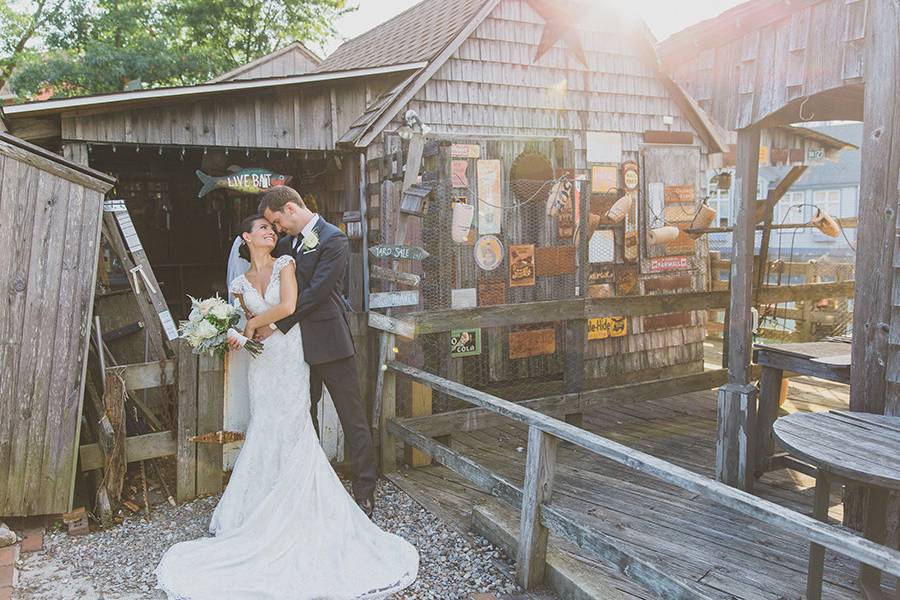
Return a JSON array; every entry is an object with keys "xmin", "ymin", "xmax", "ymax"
[
  {"xmin": 78, "ymin": 342, "xmax": 223, "ymax": 521},
  {"xmin": 707, "ymin": 253, "xmax": 854, "ymax": 342},
  {"xmin": 383, "ymin": 361, "xmax": 900, "ymax": 596}
]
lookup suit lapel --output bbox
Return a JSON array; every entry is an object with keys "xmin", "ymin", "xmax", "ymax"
[{"xmin": 297, "ymin": 218, "xmax": 327, "ymax": 287}]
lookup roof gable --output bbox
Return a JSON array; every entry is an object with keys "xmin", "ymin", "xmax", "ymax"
[
  {"xmin": 317, "ymin": 0, "xmax": 490, "ymax": 73},
  {"xmin": 210, "ymin": 42, "xmax": 322, "ymax": 83}
]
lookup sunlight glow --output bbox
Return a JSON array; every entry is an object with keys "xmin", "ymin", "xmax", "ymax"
[{"xmin": 322, "ymin": 0, "xmax": 749, "ymax": 55}]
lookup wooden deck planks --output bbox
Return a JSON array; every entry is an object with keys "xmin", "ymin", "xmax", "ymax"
[{"xmin": 399, "ymin": 379, "xmax": 866, "ymax": 599}]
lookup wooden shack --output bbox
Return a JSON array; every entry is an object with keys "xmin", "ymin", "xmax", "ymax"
[
  {"xmin": 658, "ymin": 0, "xmax": 888, "ymax": 504},
  {"xmin": 0, "ymin": 133, "xmax": 115, "ymax": 516}
]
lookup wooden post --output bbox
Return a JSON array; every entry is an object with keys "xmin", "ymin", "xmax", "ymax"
[
  {"xmin": 726, "ymin": 126, "xmax": 761, "ymax": 385},
  {"xmin": 715, "ymin": 383, "xmax": 757, "ymax": 490},
  {"xmin": 848, "ymin": 0, "xmax": 900, "ymax": 531},
  {"xmin": 404, "ymin": 382, "xmax": 433, "ymax": 467},
  {"xmin": 379, "ymin": 334, "xmax": 398, "ymax": 473},
  {"xmin": 806, "ymin": 469, "xmax": 831, "ymax": 600},
  {"xmin": 195, "ymin": 353, "xmax": 224, "ymax": 496},
  {"xmin": 754, "ymin": 365, "xmax": 784, "ymax": 476},
  {"xmin": 563, "ymin": 319, "xmax": 585, "ymax": 428},
  {"xmin": 517, "ymin": 426, "xmax": 558, "ymax": 589},
  {"xmin": 176, "ymin": 341, "xmax": 198, "ymax": 502}
]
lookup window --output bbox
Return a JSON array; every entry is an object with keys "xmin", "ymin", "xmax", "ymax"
[
  {"xmin": 813, "ymin": 189, "xmax": 841, "ymax": 219},
  {"xmin": 774, "ymin": 191, "xmax": 807, "ymax": 224},
  {"xmin": 707, "ymin": 188, "xmax": 732, "ymax": 227}
]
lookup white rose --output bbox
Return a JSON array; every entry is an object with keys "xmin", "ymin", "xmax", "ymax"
[
  {"xmin": 199, "ymin": 298, "xmax": 218, "ymax": 316},
  {"xmin": 194, "ymin": 319, "xmax": 218, "ymax": 340},
  {"xmin": 210, "ymin": 303, "xmax": 232, "ymax": 320}
]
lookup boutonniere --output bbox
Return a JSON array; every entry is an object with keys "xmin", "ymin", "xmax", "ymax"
[{"xmin": 301, "ymin": 230, "xmax": 320, "ymax": 254}]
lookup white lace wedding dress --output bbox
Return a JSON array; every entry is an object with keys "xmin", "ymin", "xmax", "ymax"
[{"xmin": 155, "ymin": 255, "xmax": 419, "ymax": 599}]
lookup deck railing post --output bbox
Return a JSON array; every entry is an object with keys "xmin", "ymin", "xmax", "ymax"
[
  {"xmin": 176, "ymin": 340, "xmax": 199, "ymax": 502},
  {"xmin": 380, "ymin": 348, "xmax": 398, "ymax": 473},
  {"xmin": 716, "ymin": 382, "xmax": 758, "ymax": 490},
  {"xmin": 517, "ymin": 426, "xmax": 559, "ymax": 589}
]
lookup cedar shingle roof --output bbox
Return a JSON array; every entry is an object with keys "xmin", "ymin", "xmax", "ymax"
[{"xmin": 316, "ymin": 0, "xmax": 489, "ymax": 73}]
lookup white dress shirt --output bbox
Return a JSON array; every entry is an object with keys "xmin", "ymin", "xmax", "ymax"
[{"xmin": 292, "ymin": 214, "xmax": 320, "ymax": 253}]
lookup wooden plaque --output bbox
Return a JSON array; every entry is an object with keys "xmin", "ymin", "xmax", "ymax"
[
  {"xmin": 534, "ymin": 246, "xmax": 576, "ymax": 277},
  {"xmin": 588, "ymin": 264, "xmax": 615, "ymax": 285},
  {"xmin": 509, "ymin": 329, "xmax": 556, "ymax": 360},
  {"xmin": 509, "ymin": 244, "xmax": 536, "ymax": 287},
  {"xmin": 643, "ymin": 275, "xmax": 694, "ymax": 293},
  {"xmin": 643, "ymin": 312, "xmax": 693, "ymax": 332}
]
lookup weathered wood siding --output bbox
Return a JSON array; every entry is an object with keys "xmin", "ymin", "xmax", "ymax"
[
  {"xmin": 406, "ymin": 0, "xmax": 713, "ymax": 170},
  {"xmin": 0, "ymin": 138, "xmax": 112, "ymax": 516},
  {"xmin": 60, "ymin": 77, "xmax": 398, "ymax": 151},
  {"xmin": 663, "ymin": 0, "xmax": 868, "ymax": 129},
  {"xmin": 221, "ymin": 47, "xmax": 320, "ymax": 81}
]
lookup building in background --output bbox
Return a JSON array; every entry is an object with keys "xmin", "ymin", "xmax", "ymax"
[{"xmin": 706, "ymin": 122, "xmax": 861, "ymax": 261}]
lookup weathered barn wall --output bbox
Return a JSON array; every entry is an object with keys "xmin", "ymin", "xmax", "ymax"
[
  {"xmin": 0, "ymin": 135, "xmax": 114, "ymax": 516},
  {"xmin": 59, "ymin": 76, "xmax": 403, "ymax": 151},
  {"xmin": 661, "ymin": 0, "xmax": 867, "ymax": 129},
  {"xmin": 213, "ymin": 44, "xmax": 321, "ymax": 82},
  {"xmin": 406, "ymin": 0, "xmax": 713, "ymax": 170}
]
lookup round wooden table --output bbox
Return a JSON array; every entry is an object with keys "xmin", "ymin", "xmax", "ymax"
[{"xmin": 774, "ymin": 410, "xmax": 900, "ymax": 600}]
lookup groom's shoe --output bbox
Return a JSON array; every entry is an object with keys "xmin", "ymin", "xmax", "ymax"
[{"xmin": 356, "ymin": 493, "xmax": 375, "ymax": 519}]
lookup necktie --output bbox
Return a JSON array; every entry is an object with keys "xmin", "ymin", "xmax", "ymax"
[{"xmin": 292, "ymin": 235, "xmax": 302, "ymax": 256}]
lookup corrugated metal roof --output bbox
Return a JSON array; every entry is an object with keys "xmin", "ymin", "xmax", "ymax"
[{"xmin": 317, "ymin": 0, "xmax": 489, "ymax": 73}]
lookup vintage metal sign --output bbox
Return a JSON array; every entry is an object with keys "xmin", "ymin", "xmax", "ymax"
[
  {"xmin": 196, "ymin": 168, "xmax": 291, "ymax": 197},
  {"xmin": 369, "ymin": 245, "xmax": 430, "ymax": 261},
  {"xmin": 477, "ymin": 159, "xmax": 503, "ymax": 234},
  {"xmin": 509, "ymin": 244, "xmax": 536, "ymax": 287},
  {"xmin": 451, "ymin": 144, "xmax": 481, "ymax": 159},
  {"xmin": 588, "ymin": 317, "xmax": 628, "ymax": 340},
  {"xmin": 622, "ymin": 161, "xmax": 639, "ymax": 191},
  {"xmin": 450, "ymin": 328, "xmax": 481, "ymax": 357},
  {"xmin": 647, "ymin": 255, "xmax": 692, "ymax": 273}
]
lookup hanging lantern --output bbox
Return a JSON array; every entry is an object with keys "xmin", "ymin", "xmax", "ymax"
[{"xmin": 686, "ymin": 204, "xmax": 717, "ymax": 239}]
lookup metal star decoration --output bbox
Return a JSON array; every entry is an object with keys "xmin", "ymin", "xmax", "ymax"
[{"xmin": 526, "ymin": 0, "xmax": 589, "ymax": 68}]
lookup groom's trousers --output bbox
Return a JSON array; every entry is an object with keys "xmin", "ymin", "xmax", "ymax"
[{"xmin": 307, "ymin": 356, "xmax": 377, "ymax": 500}]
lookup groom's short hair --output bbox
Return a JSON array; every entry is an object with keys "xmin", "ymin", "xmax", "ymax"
[{"xmin": 259, "ymin": 186, "xmax": 305, "ymax": 213}]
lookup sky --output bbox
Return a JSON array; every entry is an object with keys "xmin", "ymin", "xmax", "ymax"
[{"xmin": 319, "ymin": 0, "xmax": 748, "ymax": 56}]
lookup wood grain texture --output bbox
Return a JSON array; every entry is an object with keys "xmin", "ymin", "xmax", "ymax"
[
  {"xmin": 517, "ymin": 427, "xmax": 558, "ymax": 589},
  {"xmin": 0, "ymin": 141, "xmax": 108, "ymax": 516}
]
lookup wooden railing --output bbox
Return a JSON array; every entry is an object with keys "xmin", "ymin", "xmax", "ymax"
[
  {"xmin": 383, "ymin": 361, "xmax": 900, "ymax": 596},
  {"xmin": 708, "ymin": 254, "xmax": 854, "ymax": 342}
]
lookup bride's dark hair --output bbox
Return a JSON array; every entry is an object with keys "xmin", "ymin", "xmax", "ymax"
[{"xmin": 237, "ymin": 214, "xmax": 267, "ymax": 261}]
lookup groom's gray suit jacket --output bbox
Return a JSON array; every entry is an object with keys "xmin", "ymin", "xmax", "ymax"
[{"xmin": 274, "ymin": 217, "xmax": 355, "ymax": 365}]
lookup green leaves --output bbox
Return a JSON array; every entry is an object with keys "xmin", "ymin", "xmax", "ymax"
[{"xmin": 5, "ymin": 0, "xmax": 352, "ymax": 99}]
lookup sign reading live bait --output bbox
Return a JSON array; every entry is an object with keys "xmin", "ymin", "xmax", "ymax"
[{"xmin": 196, "ymin": 168, "xmax": 292, "ymax": 197}]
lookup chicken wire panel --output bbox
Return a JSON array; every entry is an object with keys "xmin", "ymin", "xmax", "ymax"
[{"xmin": 409, "ymin": 143, "xmax": 587, "ymax": 408}]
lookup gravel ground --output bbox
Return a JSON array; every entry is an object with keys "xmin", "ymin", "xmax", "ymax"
[{"xmin": 14, "ymin": 479, "xmax": 523, "ymax": 599}]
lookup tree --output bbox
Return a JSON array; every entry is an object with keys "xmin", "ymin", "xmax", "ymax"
[
  {"xmin": 9, "ymin": 0, "xmax": 351, "ymax": 99},
  {"xmin": 0, "ymin": 0, "xmax": 71, "ymax": 90}
]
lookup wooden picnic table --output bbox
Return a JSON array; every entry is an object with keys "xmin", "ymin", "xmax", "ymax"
[
  {"xmin": 774, "ymin": 410, "xmax": 900, "ymax": 600},
  {"xmin": 753, "ymin": 341, "xmax": 852, "ymax": 475}
]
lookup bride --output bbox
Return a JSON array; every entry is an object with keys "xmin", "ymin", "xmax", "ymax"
[{"xmin": 155, "ymin": 215, "xmax": 419, "ymax": 599}]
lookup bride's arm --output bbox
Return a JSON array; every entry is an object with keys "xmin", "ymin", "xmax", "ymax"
[{"xmin": 244, "ymin": 263, "xmax": 298, "ymax": 336}]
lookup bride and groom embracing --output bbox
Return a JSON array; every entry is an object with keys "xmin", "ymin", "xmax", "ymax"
[{"xmin": 155, "ymin": 187, "xmax": 419, "ymax": 599}]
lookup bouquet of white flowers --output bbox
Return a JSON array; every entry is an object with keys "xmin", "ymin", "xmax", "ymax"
[{"xmin": 180, "ymin": 295, "xmax": 263, "ymax": 357}]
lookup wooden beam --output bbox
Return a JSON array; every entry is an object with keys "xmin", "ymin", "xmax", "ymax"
[
  {"xmin": 368, "ymin": 311, "xmax": 416, "ymax": 340},
  {"xmin": 195, "ymin": 353, "xmax": 224, "ymax": 496},
  {"xmin": 727, "ymin": 126, "xmax": 761, "ymax": 385},
  {"xmin": 715, "ymin": 383, "xmax": 758, "ymax": 490},
  {"xmin": 108, "ymin": 359, "xmax": 175, "ymax": 391},
  {"xmin": 406, "ymin": 282, "xmax": 854, "ymax": 334},
  {"xmin": 79, "ymin": 431, "xmax": 175, "ymax": 472},
  {"xmin": 386, "ymin": 361, "xmax": 900, "ymax": 577},
  {"xmin": 756, "ymin": 166, "xmax": 809, "ymax": 301},
  {"xmin": 402, "ymin": 368, "xmax": 735, "ymax": 438}
]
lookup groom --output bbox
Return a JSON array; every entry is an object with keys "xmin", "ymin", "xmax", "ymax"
[{"xmin": 256, "ymin": 186, "xmax": 377, "ymax": 516}]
